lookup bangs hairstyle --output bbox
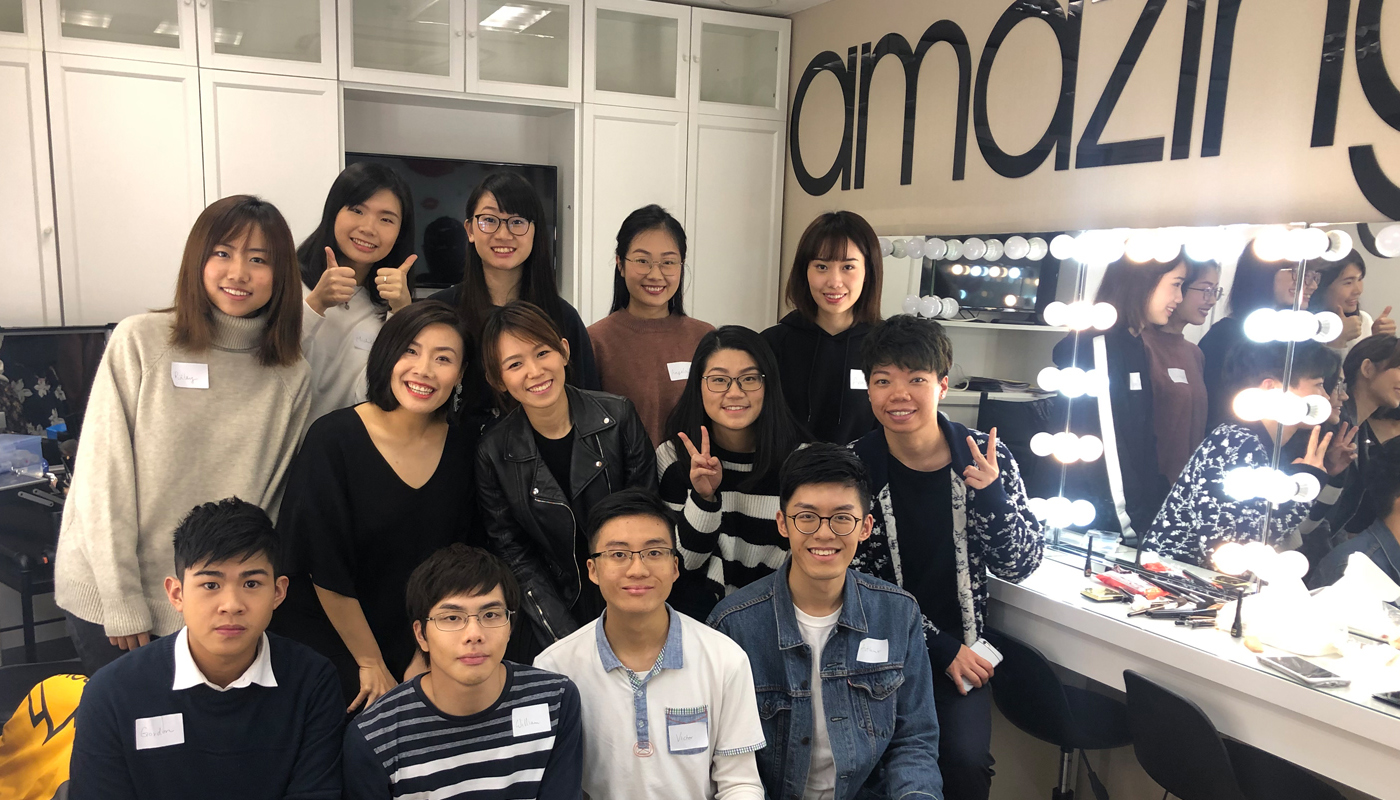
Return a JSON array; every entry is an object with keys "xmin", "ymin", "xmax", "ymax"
[
  {"xmin": 664, "ymin": 326, "xmax": 809, "ymax": 492},
  {"xmin": 459, "ymin": 172, "xmax": 561, "ymax": 341},
  {"xmin": 1224, "ymin": 341, "xmax": 1338, "ymax": 389},
  {"xmin": 1227, "ymin": 248, "xmax": 1287, "ymax": 317},
  {"xmin": 1182, "ymin": 257, "xmax": 1222, "ymax": 289},
  {"xmin": 480, "ymin": 300, "xmax": 570, "ymax": 407},
  {"xmin": 405, "ymin": 543, "xmax": 520, "ymax": 626},
  {"xmin": 1292, "ymin": 341, "xmax": 1342, "ymax": 386},
  {"xmin": 860, "ymin": 314, "xmax": 954, "ymax": 379},
  {"xmin": 296, "ymin": 162, "xmax": 416, "ymax": 315},
  {"xmin": 1312, "ymin": 249, "xmax": 1366, "ymax": 304},
  {"xmin": 1094, "ymin": 254, "xmax": 1188, "ymax": 333},
  {"xmin": 172, "ymin": 497, "xmax": 280, "ymax": 577},
  {"xmin": 586, "ymin": 488, "xmax": 676, "ymax": 550},
  {"xmin": 778, "ymin": 443, "xmax": 872, "ymax": 515},
  {"xmin": 1344, "ymin": 334, "xmax": 1400, "ymax": 388},
  {"xmin": 169, "ymin": 195, "xmax": 301, "ymax": 367},
  {"xmin": 785, "ymin": 211, "xmax": 883, "ymax": 325},
  {"xmin": 610, "ymin": 204, "xmax": 688, "ymax": 316},
  {"xmin": 366, "ymin": 300, "xmax": 465, "ymax": 416}
]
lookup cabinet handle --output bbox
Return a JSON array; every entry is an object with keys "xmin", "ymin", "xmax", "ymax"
[
  {"xmin": 456, "ymin": 29, "xmax": 463, "ymax": 37},
  {"xmin": 680, "ymin": 52, "xmax": 687, "ymax": 61},
  {"xmin": 692, "ymin": 55, "xmax": 699, "ymax": 63},
  {"xmin": 42, "ymin": 226, "xmax": 53, "ymax": 237},
  {"xmin": 467, "ymin": 30, "xmax": 476, "ymax": 38}
]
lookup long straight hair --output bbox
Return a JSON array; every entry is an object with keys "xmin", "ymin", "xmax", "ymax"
[
  {"xmin": 609, "ymin": 204, "xmax": 688, "ymax": 316},
  {"xmin": 1227, "ymin": 248, "xmax": 1287, "ymax": 318},
  {"xmin": 664, "ymin": 326, "xmax": 809, "ymax": 492},
  {"xmin": 167, "ymin": 195, "xmax": 301, "ymax": 367},
  {"xmin": 296, "ymin": 162, "xmax": 416, "ymax": 314},
  {"xmin": 457, "ymin": 172, "xmax": 562, "ymax": 344},
  {"xmin": 1095, "ymin": 254, "xmax": 1187, "ymax": 334}
]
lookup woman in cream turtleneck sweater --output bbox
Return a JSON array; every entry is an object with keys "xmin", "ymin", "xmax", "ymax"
[{"xmin": 55, "ymin": 195, "xmax": 310, "ymax": 675}]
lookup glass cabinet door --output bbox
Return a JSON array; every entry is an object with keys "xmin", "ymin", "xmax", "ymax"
[
  {"xmin": 198, "ymin": 0, "xmax": 336, "ymax": 78},
  {"xmin": 473, "ymin": 0, "xmax": 580, "ymax": 101},
  {"xmin": 690, "ymin": 7, "xmax": 788, "ymax": 120},
  {"xmin": 0, "ymin": 0, "xmax": 42, "ymax": 48},
  {"xmin": 43, "ymin": 0, "xmax": 197, "ymax": 63},
  {"xmin": 585, "ymin": 0, "xmax": 689, "ymax": 112},
  {"xmin": 338, "ymin": 0, "xmax": 465, "ymax": 91}
]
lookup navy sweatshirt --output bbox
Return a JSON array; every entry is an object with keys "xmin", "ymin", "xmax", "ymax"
[{"xmin": 762, "ymin": 311, "xmax": 878, "ymax": 445}]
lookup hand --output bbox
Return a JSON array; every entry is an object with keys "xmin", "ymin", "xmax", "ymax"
[
  {"xmin": 1321, "ymin": 422, "xmax": 1359, "ymax": 476},
  {"xmin": 1373, "ymin": 306, "xmax": 1396, "ymax": 337},
  {"xmin": 375, "ymin": 255, "xmax": 418, "ymax": 313},
  {"xmin": 350, "ymin": 659, "xmax": 397, "ymax": 713},
  {"xmin": 962, "ymin": 428, "xmax": 1001, "ymax": 490},
  {"xmin": 108, "ymin": 632, "xmax": 151, "ymax": 651},
  {"xmin": 1291, "ymin": 425, "xmax": 1334, "ymax": 472},
  {"xmin": 946, "ymin": 644, "xmax": 995, "ymax": 695},
  {"xmin": 1336, "ymin": 312, "xmax": 1363, "ymax": 346},
  {"xmin": 678, "ymin": 427, "xmax": 722, "ymax": 502},
  {"xmin": 305, "ymin": 247, "xmax": 358, "ymax": 315},
  {"xmin": 402, "ymin": 650, "xmax": 429, "ymax": 683}
]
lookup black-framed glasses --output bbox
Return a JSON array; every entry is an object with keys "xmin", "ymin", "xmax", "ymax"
[
  {"xmin": 624, "ymin": 256, "xmax": 683, "ymax": 274},
  {"xmin": 474, "ymin": 214, "xmax": 532, "ymax": 235},
  {"xmin": 786, "ymin": 512, "xmax": 860, "ymax": 536},
  {"xmin": 426, "ymin": 609, "xmax": 513, "ymax": 631},
  {"xmin": 1278, "ymin": 268, "xmax": 1322, "ymax": 289},
  {"xmin": 703, "ymin": 374, "xmax": 765, "ymax": 393},
  {"xmin": 1186, "ymin": 285, "xmax": 1224, "ymax": 301},
  {"xmin": 589, "ymin": 547, "xmax": 679, "ymax": 566}
]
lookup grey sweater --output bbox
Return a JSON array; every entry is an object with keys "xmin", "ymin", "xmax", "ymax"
[{"xmin": 55, "ymin": 310, "xmax": 310, "ymax": 637}]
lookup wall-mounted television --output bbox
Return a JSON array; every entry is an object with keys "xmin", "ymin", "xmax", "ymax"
[{"xmin": 344, "ymin": 153, "xmax": 560, "ymax": 289}]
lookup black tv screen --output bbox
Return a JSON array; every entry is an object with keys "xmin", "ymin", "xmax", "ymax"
[{"xmin": 344, "ymin": 152, "xmax": 559, "ymax": 289}]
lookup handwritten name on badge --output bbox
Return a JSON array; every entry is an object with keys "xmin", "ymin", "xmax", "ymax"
[
  {"xmin": 512, "ymin": 703, "xmax": 551, "ymax": 737},
  {"xmin": 857, "ymin": 638, "xmax": 889, "ymax": 664},
  {"xmin": 667, "ymin": 362, "xmax": 691, "ymax": 382},
  {"xmin": 1168, "ymin": 368, "xmax": 1188, "ymax": 384},
  {"xmin": 171, "ymin": 362, "xmax": 209, "ymax": 389},
  {"xmin": 850, "ymin": 369, "xmax": 868, "ymax": 390},
  {"xmin": 668, "ymin": 721, "xmax": 708, "ymax": 751},
  {"xmin": 134, "ymin": 713, "xmax": 184, "ymax": 750},
  {"xmin": 353, "ymin": 329, "xmax": 376, "ymax": 351}
]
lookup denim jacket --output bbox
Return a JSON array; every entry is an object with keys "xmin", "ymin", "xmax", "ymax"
[
  {"xmin": 1312, "ymin": 518, "xmax": 1400, "ymax": 589},
  {"xmin": 708, "ymin": 564, "xmax": 943, "ymax": 800}
]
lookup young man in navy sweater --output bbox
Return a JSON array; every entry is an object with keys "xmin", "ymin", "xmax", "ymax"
[{"xmin": 70, "ymin": 498, "xmax": 343, "ymax": 800}]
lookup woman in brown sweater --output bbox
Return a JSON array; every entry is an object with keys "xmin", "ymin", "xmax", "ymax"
[{"xmin": 1142, "ymin": 258, "xmax": 1220, "ymax": 484}]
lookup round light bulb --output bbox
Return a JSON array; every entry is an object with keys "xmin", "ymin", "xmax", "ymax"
[
  {"xmin": 879, "ymin": 237, "xmax": 893, "ymax": 257},
  {"xmin": 1374, "ymin": 224, "xmax": 1400, "ymax": 258},
  {"xmin": 1261, "ymin": 469, "xmax": 1295, "ymax": 505},
  {"xmin": 1027, "ymin": 237, "xmax": 1049, "ymax": 261},
  {"xmin": 1052, "ymin": 432, "xmax": 1081, "ymax": 463},
  {"xmin": 1301, "ymin": 394, "xmax": 1332, "ymax": 426},
  {"xmin": 985, "ymin": 239, "xmax": 1004, "ymax": 261},
  {"xmin": 1223, "ymin": 468, "xmax": 1256, "ymax": 501},
  {"xmin": 926, "ymin": 238, "xmax": 948, "ymax": 260},
  {"xmin": 1091, "ymin": 302, "xmax": 1118, "ymax": 331},
  {"xmin": 1084, "ymin": 368, "xmax": 1110, "ymax": 398},
  {"xmin": 945, "ymin": 239, "xmax": 963, "ymax": 260},
  {"xmin": 1070, "ymin": 499, "xmax": 1097, "ymax": 528},
  {"xmin": 1078, "ymin": 435, "xmax": 1105, "ymax": 462},
  {"xmin": 970, "ymin": 266, "xmax": 985, "ymax": 278},
  {"xmin": 1243, "ymin": 541, "xmax": 1277, "ymax": 571},
  {"xmin": 1275, "ymin": 392, "xmax": 1308, "ymax": 426},
  {"xmin": 1184, "ymin": 228, "xmax": 1222, "ymax": 263},
  {"xmin": 1045, "ymin": 496, "xmax": 1074, "ymax": 528},
  {"xmin": 1030, "ymin": 432, "xmax": 1054, "ymax": 457},
  {"xmin": 1320, "ymin": 229, "xmax": 1352, "ymax": 262},
  {"xmin": 1212, "ymin": 541, "xmax": 1249, "ymax": 574},
  {"xmin": 1027, "ymin": 497, "xmax": 1049, "ymax": 521},
  {"xmin": 1312, "ymin": 310, "xmax": 1343, "ymax": 343},
  {"xmin": 1003, "ymin": 294, "xmax": 1019, "ymax": 307},
  {"xmin": 1059, "ymin": 367, "xmax": 1088, "ymax": 398},
  {"xmin": 1275, "ymin": 549, "xmax": 1310, "ymax": 580},
  {"xmin": 963, "ymin": 237, "xmax": 987, "ymax": 260},
  {"xmin": 1125, "ymin": 232, "xmax": 1157, "ymax": 264},
  {"xmin": 1050, "ymin": 234, "xmax": 1077, "ymax": 261},
  {"xmin": 1279, "ymin": 308, "xmax": 1316, "ymax": 342},
  {"xmin": 1297, "ymin": 227, "xmax": 1330, "ymax": 261},
  {"xmin": 1292, "ymin": 472, "xmax": 1321, "ymax": 504},
  {"xmin": 1004, "ymin": 236, "xmax": 1030, "ymax": 260},
  {"xmin": 1253, "ymin": 227, "xmax": 1290, "ymax": 262},
  {"xmin": 1067, "ymin": 300, "xmax": 1095, "ymax": 332},
  {"xmin": 1233, "ymin": 388, "xmax": 1269, "ymax": 422},
  {"xmin": 918, "ymin": 296, "xmax": 940, "ymax": 318},
  {"xmin": 1008, "ymin": 267, "xmax": 1022, "ymax": 279},
  {"xmin": 902, "ymin": 295, "xmax": 920, "ymax": 315},
  {"xmin": 906, "ymin": 237, "xmax": 926, "ymax": 260},
  {"xmin": 1155, "ymin": 238, "xmax": 1183, "ymax": 264},
  {"xmin": 1243, "ymin": 308, "xmax": 1279, "ymax": 343},
  {"xmin": 988, "ymin": 266, "xmax": 1004, "ymax": 278},
  {"xmin": 940, "ymin": 297, "xmax": 960, "ymax": 319},
  {"xmin": 1037, "ymin": 367, "xmax": 1062, "ymax": 392},
  {"xmin": 891, "ymin": 239, "xmax": 908, "ymax": 259},
  {"xmin": 1043, "ymin": 301, "xmax": 1070, "ymax": 327}
]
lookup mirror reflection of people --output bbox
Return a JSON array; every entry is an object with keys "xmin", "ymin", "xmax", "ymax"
[
  {"xmin": 1312, "ymin": 251, "xmax": 1395, "ymax": 354},
  {"xmin": 1311, "ymin": 448, "xmax": 1400, "ymax": 588},
  {"xmin": 1316, "ymin": 335, "xmax": 1400, "ymax": 536},
  {"xmin": 420, "ymin": 214, "xmax": 468, "ymax": 287},
  {"xmin": 1143, "ymin": 259, "xmax": 1221, "ymax": 484}
]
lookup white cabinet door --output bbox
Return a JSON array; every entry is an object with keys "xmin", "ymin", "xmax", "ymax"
[
  {"xmin": 584, "ymin": 0, "xmax": 689, "ymax": 113},
  {"xmin": 688, "ymin": 7, "xmax": 788, "ymax": 121},
  {"xmin": 41, "ymin": 0, "xmax": 198, "ymax": 65},
  {"xmin": 685, "ymin": 114, "xmax": 782, "ymax": 331},
  {"xmin": 200, "ymin": 70, "xmax": 341, "ymax": 239},
  {"xmin": 196, "ymin": 0, "xmax": 337, "ymax": 79},
  {"xmin": 0, "ymin": 0, "xmax": 42, "ymax": 49},
  {"xmin": 338, "ymin": 0, "xmax": 465, "ymax": 92},
  {"xmin": 471, "ymin": 0, "xmax": 581, "ymax": 102},
  {"xmin": 48, "ymin": 53, "xmax": 204, "ymax": 325},
  {"xmin": 580, "ymin": 103, "xmax": 686, "ymax": 323},
  {"xmin": 0, "ymin": 47, "xmax": 60, "ymax": 326}
]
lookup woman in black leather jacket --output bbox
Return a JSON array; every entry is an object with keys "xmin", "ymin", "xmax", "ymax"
[{"xmin": 476, "ymin": 301, "xmax": 657, "ymax": 656}]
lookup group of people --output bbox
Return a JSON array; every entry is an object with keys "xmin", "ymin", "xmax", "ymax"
[{"xmin": 53, "ymin": 166, "xmax": 1045, "ymax": 800}]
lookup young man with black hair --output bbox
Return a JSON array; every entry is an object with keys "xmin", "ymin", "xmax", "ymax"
[
  {"xmin": 1313, "ymin": 448, "xmax": 1400, "ymax": 586},
  {"xmin": 342, "ymin": 543, "xmax": 583, "ymax": 799},
  {"xmin": 534, "ymin": 488, "xmax": 765, "ymax": 799},
  {"xmin": 709, "ymin": 443, "xmax": 943, "ymax": 800},
  {"xmin": 70, "ymin": 498, "xmax": 343, "ymax": 800},
  {"xmin": 850, "ymin": 314, "xmax": 1043, "ymax": 800}
]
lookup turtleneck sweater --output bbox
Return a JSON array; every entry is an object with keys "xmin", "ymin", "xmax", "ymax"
[{"xmin": 55, "ymin": 310, "xmax": 310, "ymax": 637}]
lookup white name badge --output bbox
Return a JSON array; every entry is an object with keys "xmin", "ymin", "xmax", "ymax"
[
  {"xmin": 134, "ymin": 713, "xmax": 185, "ymax": 750},
  {"xmin": 512, "ymin": 703, "xmax": 552, "ymax": 737},
  {"xmin": 667, "ymin": 361, "xmax": 691, "ymax": 382},
  {"xmin": 171, "ymin": 362, "xmax": 209, "ymax": 390},
  {"xmin": 353, "ymin": 329, "xmax": 376, "ymax": 351},
  {"xmin": 668, "ymin": 720, "xmax": 709, "ymax": 751},
  {"xmin": 1129, "ymin": 372, "xmax": 1142, "ymax": 391},
  {"xmin": 850, "ymin": 369, "xmax": 868, "ymax": 390},
  {"xmin": 857, "ymin": 638, "xmax": 889, "ymax": 664},
  {"xmin": 1168, "ymin": 368, "xmax": 1188, "ymax": 384}
]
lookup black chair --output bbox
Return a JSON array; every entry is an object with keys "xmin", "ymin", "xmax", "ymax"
[
  {"xmin": 0, "ymin": 488, "xmax": 65, "ymax": 663},
  {"xmin": 0, "ymin": 659, "xmax": 84, "ymax": 717},
  {"xmin": 985, "ymin": 629, "xmax": 1131, "ymax": 800},
  {"xmin": 1123, "ymin": 670, "xmax": 1345, "ymax": 800}
]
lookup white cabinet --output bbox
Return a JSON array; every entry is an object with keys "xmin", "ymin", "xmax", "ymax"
[
  {"xmin": 0, "ymin": 47, "xmax": 60, "ymax": 326},
  {"xmin": 688, "ymin": 7, "xmax": 787, "ymax": 121},
  {"xmin": 196, "ymin": 0, "xmax": 337, "ymax": 79},
  {"xmin": 338, "ymin": 0, "xmax": 465, "ymax": 91},
  {"xmin": 585, "ymin": 0, "xmax": 689, "ymax": 112},
  {"xmin": 47, "ymin": 53, "xmax": 204, "ymax": 325},
  {"xmin": 200, "ymin": 70, "xmax": 341, "ymax": 238},
  {"xmin": 685, "ymin": 114, "xmax": 783, "ymax": 331},
  {"xmin": 41, "ymin": 0, "xmax": 197, "ymax": 65},
  {"xmin": 473, "ymin": 0, "xmax": 581, "ymax": 102},
  {"xmin": 0, "ymin": 0, "xmax": 42, "ymax": 48},
  {"xmin": 579, "ymin": 103, "xmax": 687, "ymax": 322}
]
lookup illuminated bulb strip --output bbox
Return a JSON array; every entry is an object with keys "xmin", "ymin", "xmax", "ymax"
[
  {"xmin": 1242, "ymin": 308, "xmax": 1342, "ymax": 344},
  {"xmin": 901, "ymin": 295, "xmax": 959, "ymax": 320},
  {"xmin": 1029, "ymin": 431, "xmax": 1104, "ymax": 463},
  {"xmin": 1043, "ymin": 301, "xmax": 1116, "ymax": 331},
  {"xmin": 1222, "ymin": 467, "xmax": 1321, "ymax": 504},
  {"xmin": 1036, "ymin": 366, "xmax": 1109, "ymax": 398},
  {"xmin": 1027, "ymin": 496, "xmax": 1096, "ymax": 528},
  {"xmin": 1232, "ymin": 387, "xmax": 1329, "ymax": 426}
]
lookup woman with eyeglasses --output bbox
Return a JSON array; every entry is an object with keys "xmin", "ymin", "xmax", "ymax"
[
  {"xmin": 588, "ymin": 205, "xmax": 715, "ymax": 446},
  {"xmin": 1142, "ymin": 259, "xmax": 1221, "ymax": 484},
  {"xmin": 657, "ymin": 326, "xmax": 809, "ymax": 621},
  {"xmin": 430, "ymin": 172, "xmax": 598, "ymax": 433}
]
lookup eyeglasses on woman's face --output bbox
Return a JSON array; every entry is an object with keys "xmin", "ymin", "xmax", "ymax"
[
  {"xmin": 625, "ymin": 256, "xmax": 682, "ymax": 275},
  {"xmin": 1186, "ymin": 285, "xmax": 1224, "ymax": 301},
  {"xmin": 474, "ymin": 214, "xmax": 532, "ymax": 236},
  {"xmin": 703, "ymin": 374, "xmax": 765, "ymax": 393}
]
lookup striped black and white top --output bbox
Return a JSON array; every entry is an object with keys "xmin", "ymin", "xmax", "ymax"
[
  {"xmin": 657, "ymin": 439, "xmax": 788, "ymax": 621},
  {"xmin": 342, "ymin": 661, "xmax": 583, "ymax": 800}
]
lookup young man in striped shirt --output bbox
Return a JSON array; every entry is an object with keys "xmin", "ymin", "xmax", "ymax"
[{"xmin": 342, "ymin": 544, "xmax": 583, "ymax": 799}]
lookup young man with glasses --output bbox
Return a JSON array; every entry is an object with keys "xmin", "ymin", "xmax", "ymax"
[
  {"xmin": 534, "ymin": 488, "xmax": 766, "ymax": 799},
  {"xmin": 709, "ymin": 443, "xmax": 943, "ymax": 800},
  {"xmin": 342, "ymin": 543, "xmax": 583, "ymax": 799}
]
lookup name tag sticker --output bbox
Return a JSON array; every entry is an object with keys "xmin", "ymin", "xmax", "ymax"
[
  {"xmin": 850, "ymin": 369, "xmax": 868, "ymax": 390},
  {"xmin": 667, "ymin": 361, "xmax": 691, "ymax": 382},
  {"xmin": 1168, "ymin": 368, "xmax": 1188, "ymax": 384},
  {"xmin": 512, "ymin": 703, "xmax": 551, "ymax": 737},
  {"xmin": 667, "ymin": 720, "xmax": 708, "ymax": 752},
  {"xmin": 170, "ymin": 362, "xmax": 209, "ymax": 390},
  {"xmin": 134, "ymin": 713, "xmax": 184, "ymax": 750},
  {"xmin": 857, "ymin": 638, "xmax": 889, "ymax": 663},
  {"xmin": 1129, "ymin": 372, "xmax": 1142, "ymax": 391},
  {"xmin": 353, "ymin": 329, "xmax": 376, "ymax": 351}
]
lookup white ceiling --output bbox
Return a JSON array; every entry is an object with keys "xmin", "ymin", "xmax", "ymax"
[{"xmin": 664, "ymin": 0, "xmax": 832, "ymax": 18}]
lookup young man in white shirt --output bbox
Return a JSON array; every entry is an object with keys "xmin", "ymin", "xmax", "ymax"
[{"xmin": 534, "ymin": 488, "xmax": 766, "ymax": 799}]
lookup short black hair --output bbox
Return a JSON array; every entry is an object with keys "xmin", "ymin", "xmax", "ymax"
[
  {"xmin": 586, "ymin": 488, "xmax": 676, "ymax": 551},
  {"xmin": 1224, "ymin": 341, "xmax": 1338, "ymax": 388},
  {"xmin": 779, "ymin": 443, "xmax": 872, "ymax": 515},
  {"xmin": 1365, "ymin": 448, "xmax": 1400, "ymax": 520},
  {"xmin": 405, "ymin": 544, "xmax": 520, "ymax": 627},
  {"xmin": 172, "ymin": 497, "xmax": 280, "ymax": 577},
  {"xmin": 1344, "ymin": 334, "xmax": 1400, "ymax": 389},
  {"xmin": 861, "ymin": 313, "xmax": 954, "ymax": 379},
  {"xmin": 366, "ymin": 299, "xmax": 465, "ymax": 416}
]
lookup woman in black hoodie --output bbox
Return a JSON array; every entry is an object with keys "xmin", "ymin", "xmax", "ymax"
[{"xmin": 761, "ymin": 211, "xmax": 884, "ymax": 445}]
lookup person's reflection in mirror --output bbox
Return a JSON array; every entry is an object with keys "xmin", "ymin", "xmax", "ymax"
[
  {"xmin": 1313, "ymin": 252, "xmax": 1395, "ymax": 356},
  {"xmin": 1310, "ymin": 448, "xmax": 1400, "ymax": 588},
  {"xmin": 1051, "ymin": 256, "xmax": 1185, "ymax": 544},
  {"xmin": 1145, "ymin": 342, "xmax": 1342, "ymax": 567},
  {"xmin": 1143, "ymin": 259, "xmax": 1220, "ymax": 486}
]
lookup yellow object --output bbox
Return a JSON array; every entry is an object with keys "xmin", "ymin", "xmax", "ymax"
[{"xmin": 0, "ymin": 674, "xmax": 87, "ymax": 800}]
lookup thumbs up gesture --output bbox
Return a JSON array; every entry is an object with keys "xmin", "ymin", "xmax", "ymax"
[
  {"xmin": 375, "ymin": 255, "xmax": 418, "ymax": 313},
  {"xmin": 1374, "ymin": 306, "xmax": 1395, "ymax": 338},
  {"xmin": 306, "ymin": 247, "xmax": 359, "ymax": 315}
]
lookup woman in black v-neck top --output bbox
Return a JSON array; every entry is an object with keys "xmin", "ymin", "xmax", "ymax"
[{"xmin": 272, "ymin": 302, "xmax": 479, "ymax": 710}]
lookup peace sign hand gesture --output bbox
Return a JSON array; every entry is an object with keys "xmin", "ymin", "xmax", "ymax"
[
  {"xmin": 376, "ymin": 255, "xmax": 418, "ymax": 313},
  {"xmin": 963, "ymin": 428, "xmax": 1002, "ymax": 490},
  {"xmin": 1292, "ymin": 425, "xmax": 1334, "ymax": 472},
  {"xmin": 1321, "ymin": 421, "xmax": 1359, "ymax": 477},
  {"xmin": 678, "ymin": 426, "xmax": 722, "ymax": 503}
]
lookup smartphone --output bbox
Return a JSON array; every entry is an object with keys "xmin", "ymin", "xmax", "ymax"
[
  {"xmin": 1258, "ymin": 656, "xmax": 1351, "ymax": 688},
  {"xmin": 961, "ymin": 638, "xmax": 1004, "ymax": 693},
  {"xmin": 1374, "ymin": 691, "xmax": 1400, "ymax": 710}
]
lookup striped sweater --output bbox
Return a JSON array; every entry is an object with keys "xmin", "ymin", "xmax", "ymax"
[{"xmin": 657, "ymin": 439, "xmax": 788, "ymax": 621}]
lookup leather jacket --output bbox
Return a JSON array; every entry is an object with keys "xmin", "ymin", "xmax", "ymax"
[{"xmin": 476, "ymin": 385, "xmax": 657, "ymax": 647}]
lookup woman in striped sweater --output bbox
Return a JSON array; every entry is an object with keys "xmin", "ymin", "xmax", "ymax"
[{"xmin": 657, "ymin": 326, "xmax": 809, "ymax": 620}]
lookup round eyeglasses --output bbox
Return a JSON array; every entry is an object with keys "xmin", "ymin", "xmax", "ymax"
[
  {"xmin": 625, "ymin": 257, "xmax": 683, "ymax": 274},
  {"xmin": 786, "ymin": 512, "xmax": 860, "ymax": 536},
  {"xmin": 425, "ymin": 609, "xmax": 513, "ymax": 631},
  {"xmin": 474, "ymin": 214, "xmax": 532, "ymax": 236},
  {"xmin": 703, "ymin": 374, "xmax": 765, "ymax": 393}
]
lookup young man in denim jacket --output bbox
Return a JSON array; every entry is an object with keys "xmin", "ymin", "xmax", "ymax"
[{"xmin": 708, "ymin": 444, "xmax": 943, "ymax": 800}]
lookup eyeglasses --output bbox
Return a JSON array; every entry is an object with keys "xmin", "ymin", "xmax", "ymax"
[
  {"xmin": 703, "ymin": 374, "xmax": 765, "ymax": 393},
  {"xmin": 1279, "ymin": 268, "xmax": 1322, "ymax": 289},
  {"xmin": 786, "ymin": 512, "xmax": 861, "ymax": 536},
  {"xmin": 425, "ymin": 609, "xmax": 513, "ymax": 631},
  {"xmin": 474, "ymin": 214, "xmax": 533, "ymax": 236},
  {"xmin": 625, "ymin": 257, "xmax": 683, "ymax": 274},
  {"xmin": 589, "ymin": 547, "xmax": 679, "ymax": 566},
  {"xmin": 1187, "ymin": 285, "xmax": 1224, "ymax": 301}
]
